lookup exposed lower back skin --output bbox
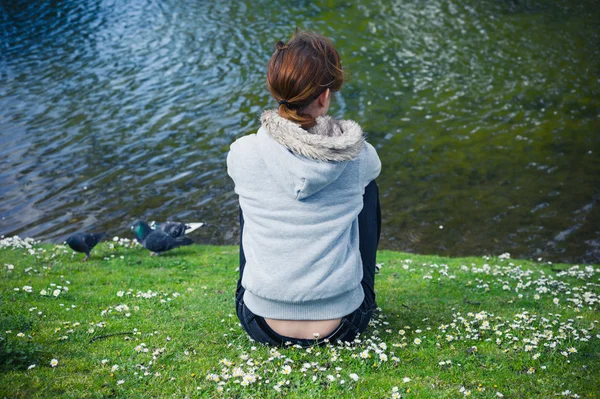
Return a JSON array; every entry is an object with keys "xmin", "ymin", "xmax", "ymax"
[{"xmin": 264, "ymin": 318, "xmax": 342, "ymax": 339}]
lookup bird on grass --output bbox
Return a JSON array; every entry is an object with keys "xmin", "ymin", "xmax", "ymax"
[
  {"xmin": 130, "ymin": 220, "xmax": 193, "ymax": 256},
  {"xmin": 149, "ymin": 221, "xmax": 204, "ymax": 238},
  {"xmin": 65, "ymin": 232, "xmax": 107, "ymax": 261}
]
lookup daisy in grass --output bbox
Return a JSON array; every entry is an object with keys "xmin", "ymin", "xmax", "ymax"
[
  {"xmin": 232, "ymin": 368, "xmax": 244, "ymax": 377},
  {"xmin": 50, "ymin": 359, "xmax": 58, "ymax": 367}
]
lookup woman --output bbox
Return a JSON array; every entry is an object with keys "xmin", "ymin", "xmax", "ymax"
[{"xmin": 226, "ymin": 31, "xmax": 381, "ymax": 346}]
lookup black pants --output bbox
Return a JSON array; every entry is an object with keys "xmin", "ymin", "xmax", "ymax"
[{"xmin": 235, "ymin": 180, "xmax": 381, "ymax": 347}]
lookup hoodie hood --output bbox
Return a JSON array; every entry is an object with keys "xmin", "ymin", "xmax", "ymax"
[
  {"xmin": 257, "ymin": 110, "xmax": 365, "ymax": 200},
  {"xmin": 261, "ymin": 110, "xmax": 365, "ymax": 162}
]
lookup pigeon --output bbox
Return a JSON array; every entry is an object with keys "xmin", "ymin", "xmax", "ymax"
[
  {"xmin": 130, "ymin": 220, "xmax": 193, "ymax": 256},
  {"xmin": 65, "ymin": 232, "xmax": 107, "ymax": 261},
  {"xmin": 149, "ymin": 221, "xmax": 204, "ymax": 238}
]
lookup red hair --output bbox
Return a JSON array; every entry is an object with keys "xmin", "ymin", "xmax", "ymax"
[{"xmin": 267, "ymin": 31, "xmax": 345, "ymax": 129}]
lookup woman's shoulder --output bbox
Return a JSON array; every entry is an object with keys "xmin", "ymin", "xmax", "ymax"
[
  {"xmin": 230, "ymin": 133, "xmax": 257, "ymax": 148},
  {"xmin": 359, "ymin": 141, "xmax": 380, "ymax": 160},
  {"xmin": 228, "ymin": 134, "xmax": 261, "ymax": 162},
  {"xmin": 227, "ymin": 134, "xmax": 260, "ymax": 177}
]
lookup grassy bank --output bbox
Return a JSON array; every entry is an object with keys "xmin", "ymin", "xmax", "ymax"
[{"xmin": 1, "ymin": 237, "xmax": 598, "ymax": 398}]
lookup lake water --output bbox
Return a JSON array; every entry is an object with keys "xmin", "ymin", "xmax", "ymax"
[{"xmin": 1, "ymin": 0, "xmax": 599, "ymax": 263}]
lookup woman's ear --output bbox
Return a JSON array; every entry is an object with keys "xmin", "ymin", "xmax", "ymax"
[{"xmin": 318, "ymin": 88, "xmax": 331, "ymax": 109}]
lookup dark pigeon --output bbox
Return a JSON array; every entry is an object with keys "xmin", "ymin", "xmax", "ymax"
[
  {"xmin": 65, "ymin": 232, "xmax": 107, "ymax": 261},
  {"xmin": 130, "ymin": 220, "xmax": 193, "ymax": 256},
  {"xmin": 150, "ymin": 221, "xmax": 204, "ymax": 238}
]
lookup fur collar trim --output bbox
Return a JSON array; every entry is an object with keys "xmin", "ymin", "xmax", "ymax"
[{"xmin": 260, "ymin": 110, "xmax": 365, "ymax": 162}]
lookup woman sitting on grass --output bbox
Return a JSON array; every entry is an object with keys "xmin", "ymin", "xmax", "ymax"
[{"xmin": 227, "ymin": 31, "xmax": 381, "ymax": 346}]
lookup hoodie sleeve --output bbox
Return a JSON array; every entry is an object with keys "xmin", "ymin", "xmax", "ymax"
[
  {"xmin": 360, "ymin": 142, "xmax": 381, "ymax": 188},
  {"xmin": 226, "ymin": 141, "xmax": 237, "ymax": 184}
]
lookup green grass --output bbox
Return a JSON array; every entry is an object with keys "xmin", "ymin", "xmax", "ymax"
[{"xmin": 1, "ymin": 238, "xmax": 598, "ymax": 398}]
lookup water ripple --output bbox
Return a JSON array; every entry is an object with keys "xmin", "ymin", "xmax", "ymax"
[{"xmin": 0, "ymin": 0, "xmax": 598, "ymax": 263}]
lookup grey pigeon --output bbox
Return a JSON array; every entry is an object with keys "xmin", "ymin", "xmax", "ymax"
[
  {"xmin": 130, "ymin": 220, "xmax": 193, "ymax": 256},
  {"xmin": 149, "ymin": 221, "xmax": 204, "ymax": 238},
  {"xmin": 65, "ymin": 232, "xmax": 107, "ymax": 261}
]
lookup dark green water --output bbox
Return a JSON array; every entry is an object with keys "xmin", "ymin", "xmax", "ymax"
[{"xmin": 0, "ymin": 0, "xmax": 599, "ymax": 263}]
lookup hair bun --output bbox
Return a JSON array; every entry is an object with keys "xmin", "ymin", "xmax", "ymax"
[{"xmin": 275, "ymin": 41, "xmax": 288, "ymax": 51}]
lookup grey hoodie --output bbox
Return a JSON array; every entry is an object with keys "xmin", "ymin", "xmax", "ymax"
[{"xmin": 226, "ymin": 110, "xmax": 381, "ymax": 320}]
